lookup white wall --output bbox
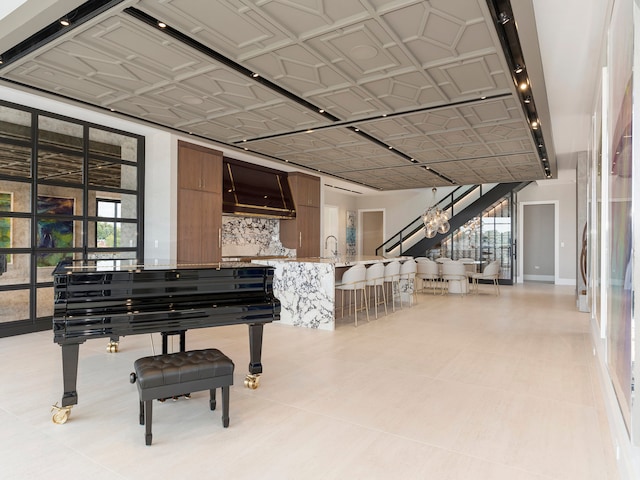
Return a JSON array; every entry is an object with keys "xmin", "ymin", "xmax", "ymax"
[
  {"xmin": 355, "ymin": 187, "xmax": 456, "ymax": 243},
  {"xmin": 323, "ymin": 188, "xmax": 358, "ymax": 256},
  {"xmin": 518, "ymin": 172, "xmax": 577, "ymax": 285},
  {"xmin": 143, "ymin": 132, "xmax": 175, "ymax": 262}
]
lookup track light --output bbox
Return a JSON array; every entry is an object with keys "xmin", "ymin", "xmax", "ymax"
[
  {"xmin": 531, "ymin": 120, "xmax": 538, "ymax": 129},
  {"xmin": 0, "ymin": 55, "xmax": 3, "ymax": 64},
  {"xmin": 524, "ymin": 96, "xmax": 531, "ymax": 104},
  {"xmin": 514, "ymin": 64, "xmax": 524, "ymax": 74},
  {"xmin": 157, "ymin": 21, "xmax": 167, "ymax": 28},
  {"xmin": 60, "ymin": 17, "xmax": 70, "ymax": 26},
  {"xmin": 498, "ymin": 12, "xmax": 511, "ymax": 25}
]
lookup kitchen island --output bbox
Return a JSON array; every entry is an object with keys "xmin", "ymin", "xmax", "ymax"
[{"xmin": 252, "ymin": 256, "xmax": 412, "ymax": 330}]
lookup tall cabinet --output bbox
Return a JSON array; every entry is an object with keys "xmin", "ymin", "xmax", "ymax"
[
  {"xmin": 177, "ymin": 141, "xmax": 222, "ymax": 263},
  {"xmin": 280, "ymin": 172, "xmax": 321, "ymax": 257}
]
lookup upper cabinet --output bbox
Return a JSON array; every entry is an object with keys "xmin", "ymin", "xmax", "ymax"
[
  {"xmin": 177, "ymin": 141, "xmax": 222, "ymax": 263},
  {"xmin": 287, "ymin": 172, "xmax": 320, "ymax": 207},
  {"xmin": 280, "ymin": 172, "xmax": 321, "ymax": 257},
  {"xmin": 177, "ymin": 141, "xmax": 221, "ymax": 193}
]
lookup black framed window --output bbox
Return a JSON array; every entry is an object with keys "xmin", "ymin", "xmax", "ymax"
[{"xmin": 0, "ymin": 100, "xmax": 144, "ymax": 336}]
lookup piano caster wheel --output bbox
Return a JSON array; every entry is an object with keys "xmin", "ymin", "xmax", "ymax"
[
  {"xmin": 106, "ymin": 341, "xmax": 119, "ymax": 353},
  {"xmin": 51, "ymin": 403, "xmax": 71, "ymax": 424},
  {"xmin": 244, "ymin": 374, "xmax": 260, "ymax": 390}
]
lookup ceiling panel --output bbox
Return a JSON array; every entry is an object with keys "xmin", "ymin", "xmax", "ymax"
[{"xmin": 0, "ymin": 0, "xmax": 554, "ymax": 191}]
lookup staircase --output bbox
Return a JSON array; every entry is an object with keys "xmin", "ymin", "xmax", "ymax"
[{"xmin": 377, "ymin": 182, "xmax": 529, "ymax": 258}]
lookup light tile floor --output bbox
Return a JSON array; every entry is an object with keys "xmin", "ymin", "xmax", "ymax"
[{"xmin": 0, "ymin": 283, "xmax": 620, "ymax": 479}]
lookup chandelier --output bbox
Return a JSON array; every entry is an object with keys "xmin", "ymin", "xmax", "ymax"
[{"xmin": 423, "ymin": 187, "xmax": 450, "ymax": 238}]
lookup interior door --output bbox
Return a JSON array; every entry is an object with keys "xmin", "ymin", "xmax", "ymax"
[{"xmin": 361, "ymin": 210, "xmax": 384, "ymax": 256}]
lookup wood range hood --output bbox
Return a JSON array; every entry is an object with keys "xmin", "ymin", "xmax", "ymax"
[{"xmin": 222, "ymin": 157, "xmax": 296, "ymax": 219}]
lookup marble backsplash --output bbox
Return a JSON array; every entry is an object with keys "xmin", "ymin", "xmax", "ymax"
[{"xmin": 221, "ymin": 216, "xmax": 295, "ymax": 258}]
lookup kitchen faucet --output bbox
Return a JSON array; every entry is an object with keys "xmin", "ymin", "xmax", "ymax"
[{"xmin": 324, "ymin": 235, "xmax": 338, "ymax": 258}]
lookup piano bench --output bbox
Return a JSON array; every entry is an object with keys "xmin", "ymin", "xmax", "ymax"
[{"xmin": 131, "ymin": 348, "xmax": 234, "ymax": 446}]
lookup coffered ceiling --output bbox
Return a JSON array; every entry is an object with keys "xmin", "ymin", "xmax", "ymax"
[{"xmin": 0, "ymin": 0, "xmax": 556, "ymax": 191}]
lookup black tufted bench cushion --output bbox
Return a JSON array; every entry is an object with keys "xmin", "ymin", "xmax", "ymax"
[{"xmin": 132, "ymin": 349, "xmax": 234, "ymax": 445}]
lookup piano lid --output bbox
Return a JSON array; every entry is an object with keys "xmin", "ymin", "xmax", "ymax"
[{"xmin": 53, "ymin": 259, "xmax": 261, "ymax": 274}]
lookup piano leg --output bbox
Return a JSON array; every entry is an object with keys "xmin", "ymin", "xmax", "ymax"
[
  {"xmin": 245, "ymin": 324, "xmax": 263, "ymax": 389},
  {"xmin": 61, "ymin": 343, "xmax": 80, "ymax": 407},
  {"xmin": 106, "ymin": 336, "xmax": 119, "ymax": 353},
  {"xmin": 161, "ymin": 330, "xmax": 186, "ymax": 354},
  {"xmin": 52, "ymin": 342, "xmax": 80, "ymax": 424}
]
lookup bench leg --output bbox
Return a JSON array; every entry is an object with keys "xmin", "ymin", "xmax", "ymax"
[
  {"xmin": 209, "ymin": 388, "xmax": 216, "ymax": 411},
  {"xmin": 139, "ymin": 400, "xmax": 144, "ymax": 425},
  {"xmin": 144, "ymin": 400, "xmax": 153, "ymax": 446},
  {"xmin": 222, "ymin": 385, "xmax": 230, "ymax": 428}
]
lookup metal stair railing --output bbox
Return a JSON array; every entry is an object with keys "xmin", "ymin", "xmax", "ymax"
[{"xmin": 376, "ymin": 184, "xmax": 485, "ymax": 257}]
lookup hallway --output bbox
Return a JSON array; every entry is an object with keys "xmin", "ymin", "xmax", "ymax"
[{"xmin": 0, "ymin": 283, "xmax": 619, "ymax": 479}]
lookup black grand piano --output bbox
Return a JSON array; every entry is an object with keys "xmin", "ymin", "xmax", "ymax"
[{"xmin": 52, "ymin": 261, "xmax": 280, "ymax": 424}]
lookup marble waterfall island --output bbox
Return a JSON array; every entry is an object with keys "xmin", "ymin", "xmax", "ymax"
[{"xmin": 253, "ymin": 256, "xmax": 412, "ymax": 331}]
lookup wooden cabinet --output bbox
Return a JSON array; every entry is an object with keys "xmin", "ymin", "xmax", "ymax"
[
  {"xmin": 287, "ymin": 172, "xmax": 321, "ymax": 207},
  {"xmin": 177, "ymin": 141, "xmax": 222, "ymax": 263},
  {"xmin": 280, "ymin": 172, "xmax": 321, "ymax": 257}
]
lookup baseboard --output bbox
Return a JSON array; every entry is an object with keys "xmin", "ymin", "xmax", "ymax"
[{"xmin": 523, "ymin": 274, "xmax": 554, "ymax": 282}]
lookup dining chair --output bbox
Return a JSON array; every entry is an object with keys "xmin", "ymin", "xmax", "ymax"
[
  {"xmin": 440, "ymin": 261, "xmax": 468, "ymax": 296},
  {"xmin": 365, "ymin": 262, "xmax": 387, "ymax": 318},
  {"xmin": 335, "ymin": 264, "xmax": 369, "ymax": 326},
  {"xmin": 471, "ymin": 260, "xmax": 501, "ymax": 295},
  {"xmin": 416, "ymin": 259, "xmax": 440, "ymax": 294}
]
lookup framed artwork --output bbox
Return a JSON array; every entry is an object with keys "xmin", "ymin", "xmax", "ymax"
[
  {"xmin": 346, "ymin": 210, "xmax": 356, "ymax": 256},
  {"xmin": 37, "ymin": 196, "xmax": 74, "ymax": 267},
  {"xmin": 605, "ymin": 0, "xmax": 634, "ymax": 434},
  {"xmin": 0, "ymin": 192, "xmax": 11, "ymax": 263}
]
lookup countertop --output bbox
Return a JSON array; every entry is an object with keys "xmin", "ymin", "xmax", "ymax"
[{"xmin": 253, "ymin": 255, "xmax": 412, "ymax": 268}]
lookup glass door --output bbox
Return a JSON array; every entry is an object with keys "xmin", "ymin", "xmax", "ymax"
[{"xmin": 439, "ymin": 194, "xmax": 513, "ymax": 284}]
